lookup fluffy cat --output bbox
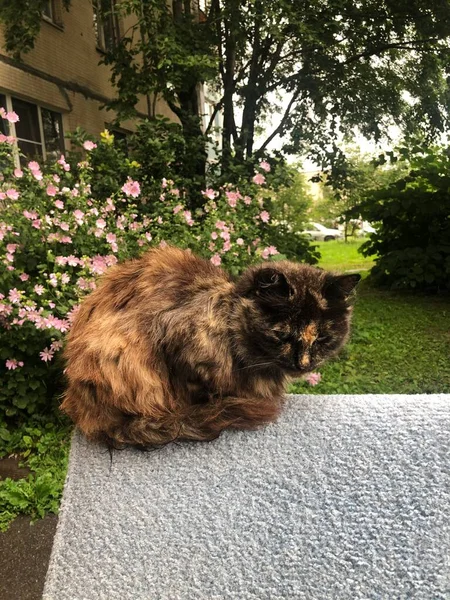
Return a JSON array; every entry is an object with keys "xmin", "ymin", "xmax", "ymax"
[{"xmin": 62, "ymin": 246, "xmax": 360, "ymax": 447}]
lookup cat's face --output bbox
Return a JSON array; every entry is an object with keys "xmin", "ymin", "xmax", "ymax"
[{"xmin": 235, "ymin": 263, "xmax": 361, "ymax": 374}]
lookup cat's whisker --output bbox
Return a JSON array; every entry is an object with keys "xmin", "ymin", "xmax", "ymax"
[{"xmin": 238, "ymin": 361, "xmax": 274, "ymax": 371}]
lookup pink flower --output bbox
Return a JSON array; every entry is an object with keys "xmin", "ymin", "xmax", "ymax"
[
  {"xmin": 55, "ymin": 256, "xmax": 67, "ymax": 266},
  {"xmin": 223, "ymin": 240, "xmax": 231, "ymax": 252},
  {"xmin": 6, "ymin": 359, "xmax": 21, "ymax": 370},
  {"xmin": 305, "ymin": 372, "xmax": 322, "ymax": 386},
  {"xmin": 40, "ymin": 348, "xmax": 54, "ymax": 363},
  {"xmin": 8, "ymin": 288, "xmax": 21, "ymax": 303},
  {"xmin": 202, "ymin": 188, "xmax": 217, "ymax": 200},
  {"xmin": 61, "ymin": 273, "xmax": 70, "ymax": 284},
  {"xmin": 244, "ymin": 196, "xmax": 252, "ymax": 205},
  {"xmin": 46, "ymin": 185, "xmax": 58, "ymax": 197},
  {"xmin": 106, "ymin": 233, "xmax": 116, "ymax": 243},
  {"xmin": 259, "ymin": 160, "xmax": 271, "ymax": 172},
  {"xmin": 226, "ymin": 191, "xmax": 239, "ymax": 208},
  {"xmin": 51, "ymin": 340, "xmax": 63, "ymax": 352},
  {"xmin": 211, "ymin": 231, "xmax": 218, "ymax": 240},
  {"xmin": 34, "ymin": 285, "xmax": 45, "ymax": 295},
  {"xmin": 5, "ymin": 111, "xmax": 19, "ymax": 123},
  {"xmin": 23, "ymin": 210, "xmax": 38, "ymax": 220},
  {"xmin": 57, "ymin": 155, "xmax": 70, "ymax": 171},
  {"xmin": 236, "ymin": 237, "xmax": 244, "ymax": 246},
  {"xmin": 6, "ymin": 188, "xmax": 19, "ymax": 200},
  {"xmin": 145, "ymin": 232, "xmax": 152, "ymax": 242},
  {"xmin": 28, "ymin": 161, "xmax": 40, "ymax": 172},
  {"xmin": 210, "ymin": 254, "xmax": 222, "ymax": 266},
  {"xmin": 6, "ymin": 243, "xmax": 18, "ymax": 253},
  {"xmin": 14, "ymin": 168, "xmax": 23, "ymax": 178},
  {"xmin": 259, "ymin": 210, "xmax": 270, "ymax": 223},
  {"xmin": 19, "ymin": 273, "xmax": 29, "ymax": 282},
  {"xmin": 161, "ymin": 178, "xmax": 168, "ymax": 189},
  {"xmin": 261, "ymin": 248, "xmax": 270, "ymax": 260},
  {"xmin": 73, "ymin": 209, "xmax": 84, "ymax": 221},
  {"xmin": 66, "ymin": 255, "xmax": 79, "ymax": 266},
  {"xmin": 208, "ymin": 242, "xmax": 216, "ymax": 251},
  {"xmin": 83, "ymin": 140, "xmax": 97, "ymax": 151},
  {"xmin": 220, "ymin": 230, "xmax": 230, "ymax": 241},
  {"xmin": 95, "ymin": 218, "xmax": 106, "ymax": 229},
  {"xmin": 0, "ymin": 134, "xmax": 15, "ymax": 144},
  {"xmin": 253, "ymin": 173, "xmax": 266, "ymax": 185},
  {"xmin": 121, "ymin": 178, "xmax": 141, "ymax": 198},
  {"xmin": 267, "ymin": 245, "xmax": 279, "ymax": 255},
  {"xmin": 215, "ymin": 220, "xmax": 226, "ymax": 230},
  {"xmin": 53, "ymin": 174, "xmax": 60, "ymax": 183},
  {"xmin": 60, "ymin": 222, "xmax": 70, "ymax": 231},
  {"xmin": 183, "ymin": 210, "xmax": 194, "ymax": 226},
  {"xmin": 157, "ymin": 216, "xmax": 163, "ymax": 225},
  {"xmin": 61, "ymin": 236, "xmax": 72, "ymax": 244},
  {"xmin": 173, "ymin": 204, "xmax": 183, "ymax": 215}
]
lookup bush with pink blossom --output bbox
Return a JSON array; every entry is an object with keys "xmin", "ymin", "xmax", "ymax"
[{"xmin": 0, "ymin": 112, "xmax": 317, "ymax": 429}]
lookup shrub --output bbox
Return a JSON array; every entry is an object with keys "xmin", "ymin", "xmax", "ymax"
[
  {"xmin": 0, "ymin": 112, "xmax": 318, "ymax": 429},
  {"xmin": 354, "ymin": 144, "xmax": 450, "ymax": 292}
]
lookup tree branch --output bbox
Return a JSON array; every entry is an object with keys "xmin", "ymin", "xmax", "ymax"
[
  {"xmin": 256, "ymin": 91, "xmax": 302, "ymax": 154},
  {"xmin": 204, "ymin": 97, "xmax": 223, "ymax": 135}
]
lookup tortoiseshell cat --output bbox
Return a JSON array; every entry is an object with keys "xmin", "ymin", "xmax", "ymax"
[{"xmin": 62, "ymin": 246, "xmax": 360, "ymax": 447}]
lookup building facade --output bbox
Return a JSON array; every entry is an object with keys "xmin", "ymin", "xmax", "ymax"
[{"xmin": 0, "ymin": 0, "xmax": 174, "ymax": 163}]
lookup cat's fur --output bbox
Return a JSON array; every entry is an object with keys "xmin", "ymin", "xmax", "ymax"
[{"xmin": 62, "ymin": 246, "xmax": 360, "ymax": 447}]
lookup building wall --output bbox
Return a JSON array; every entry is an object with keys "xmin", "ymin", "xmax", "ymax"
[{"xmin": 0, "ymin": 0, "xmax": 175, "ymax": 150}]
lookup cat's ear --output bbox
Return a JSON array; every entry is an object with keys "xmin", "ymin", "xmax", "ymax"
[
  {"xmin": 250, "ymin": 267, "xmax": 294, "ymax": 301},
  {"xmin": 324, "ymin": 273, "xmax": 361, "ymax": 299}
]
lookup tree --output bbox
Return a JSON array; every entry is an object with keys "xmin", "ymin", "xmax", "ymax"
[
  {"xmin": 2, "ymin": 0, "xmax": 450, "ymax": 179},
  {"xmin": 351, "ymin": 143, "xmax": 450, "ymax": 292},
  {"xmin": 311, "ymin": 150, "xmax": 409, "ymax": 239},
  {"xmin": 207, "ymin": 0, "xmax": 450, "ymax": 168}
]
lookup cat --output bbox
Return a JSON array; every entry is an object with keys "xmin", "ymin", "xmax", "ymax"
[{"xmin": 61, "ymin": 246, "xmax": 360, "ymax": 447}]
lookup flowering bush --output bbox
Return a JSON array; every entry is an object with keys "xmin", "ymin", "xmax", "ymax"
[{"xmin": 0, "ymin": 110, "xmax": 318, "ymax": 429}]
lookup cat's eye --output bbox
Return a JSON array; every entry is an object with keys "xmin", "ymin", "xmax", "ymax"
[
  {"xmin": 273, "ymin": 330, "xmax": 291, "ymax": 341},
  {"xmin": 316, "ymin": 335, "xmax": 331, "ymax": 344}
]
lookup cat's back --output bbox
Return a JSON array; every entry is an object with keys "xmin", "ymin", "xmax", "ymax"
[{"xmin": 70, "ymin": 246, "xmax": 230, "ymax": 333}]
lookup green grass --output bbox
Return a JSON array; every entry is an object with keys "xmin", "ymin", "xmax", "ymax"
[
  {"xmin": 290, "ymin": 240, "xmax": 450, "ymax": 394},
  {"xmin": 314, "ymin": 238, "xmax": 375, "ymax": 273}
]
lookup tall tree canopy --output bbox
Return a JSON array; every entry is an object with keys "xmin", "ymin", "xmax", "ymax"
[{"xmin": 1, "ymin": 0, "xmax": 450, "ymax": 173}]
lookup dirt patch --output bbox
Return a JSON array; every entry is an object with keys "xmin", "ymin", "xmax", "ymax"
[
  {"xmin": 0, "ymin": 514, "xmax": 57, "ymax": 600},
  {"xmin": 0, "ymin": 456, "xmax": 31, "ymax": 481}
]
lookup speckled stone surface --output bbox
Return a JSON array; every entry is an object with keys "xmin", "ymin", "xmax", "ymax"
[{"xmin": 44, "ymin": 395, "xmax": 450, "ymax": 600}]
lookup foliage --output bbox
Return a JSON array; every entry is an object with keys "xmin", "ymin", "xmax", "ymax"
[
  {"xmin": 311, "ymin": 150, "xmax": 409, "ymax": 235},
  {"xmin": 0, "ymin": 417, "xmax": 71, "ymax": 531},
  {"xmin": 2, "ymin": 1, "xmax": 450, "ymax": 181},
  {"xmin": 0, "ymin": 0, "xmax": 71, "ymax": 58},
  {"xmin": 352, "ymin": 143, "xmax": 450, "ymax": 292},
  {"xmin": 67, "ymin": 118, "xmax": 206, "ymax": 210}
]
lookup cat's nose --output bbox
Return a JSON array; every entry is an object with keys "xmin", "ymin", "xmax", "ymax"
[{"xmin": 298, "ymin": 353, "xmax": 310, "ymax": 369}]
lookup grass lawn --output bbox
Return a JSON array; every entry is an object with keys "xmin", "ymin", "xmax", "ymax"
[
  {"xmin": 313, "ymin": 238, "xmax": 376, "ymax": 273},
  {"xmin": 290, "ymin": 239, "xmax": 450, "ymax": 394}
]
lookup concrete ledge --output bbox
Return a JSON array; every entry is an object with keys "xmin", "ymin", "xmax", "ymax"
[{"xmin": 44, "ymin": 395, "xmax": 450, "ymax": 600}]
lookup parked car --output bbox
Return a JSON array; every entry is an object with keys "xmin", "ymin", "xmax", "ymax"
[{"xmin": 301, "ymin": 222, "xmax": 343, "ymax": 241}]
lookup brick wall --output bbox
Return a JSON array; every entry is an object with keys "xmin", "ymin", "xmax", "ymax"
[{"xmin": 0, "ymin": 0, "xmax": 175, "ymax": 143}]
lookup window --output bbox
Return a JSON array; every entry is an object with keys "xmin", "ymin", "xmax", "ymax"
[
  {"xmin": 93, "ymin": 0, "xmax": 119, "ymax": 52},
  {"xmin": 42, "ymin": 0, "xmax": 63, "ymax": 26},
  {"xmin": 42, "ymin": 0, "xmax": 55, "ymax": 21},
  {"xmin": 0, "ymin": 94, "xmax": 65, "ymax": 165}
]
